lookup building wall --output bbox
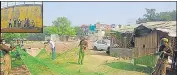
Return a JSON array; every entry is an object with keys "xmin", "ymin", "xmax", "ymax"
[
  {"xmin": 110, "ymin": 32, "xmax": 133, "ymax": 48},
  {"xmin": 134, "ymin": 30, "xmax": 172, "ymax": 57},
  {"xmin": 134, "ymin": 31, "xmax": 158, "ymax": 57},
  {"xmin": 94, "ymin": 30, "xmax": 105, "ymax": 40},
  {"xmin": 110, "ymin": 48, "xmax": 133, "ymax": 59}
]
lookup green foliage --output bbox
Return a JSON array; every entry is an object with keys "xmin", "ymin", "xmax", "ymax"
[
  {"xmin": 43, "ymin": 17, "xmax": 77, "ymax": 38},
  {"xmin": 66, "ymin": 27, "xmax": 76, "ymax": 36},
  {"xmin": 43, "ymin": 26, "xmax": 59, "ymax": 36},
  {"xmin": 16, "ymin": 46, "xmax": 59, "ymax": 75},
  {"xmin": 13, "ymin": 46, "xmax": 105, "ymax": 75},
  {"xmin": 52, "ymin": 17, "xmax": 76, "ymax": 36},
  {"xmin": 11, "ymin": 59, "xmax": 24, "ymax": 69},
  {"xmin": 134, "ymin": 54, "xmax": 157, "ymax": 68},
  {"xmin": 74, "ymin": 26, "xmax": 84, "ymax": 37},
  {"xmin": 26, "ymin": 33, "xmax": 45, "ymax": 41},
  {"xmin": 136, "ymin": 8, "xmax": 176, "ymax": 24},
  {"xmin": 0, "ymin": 50, "xmax": 6, "ymax": 58},
  {"xmin": 2, "ymin": 33, "xmax": 27, "ymax": 43},
  {"xmin": 43, "ymin": 17, "xmax": 78, "ymax": 39},
  {"xmin": 106, "ymin": 62, "xmax": 153, "ymax": 74},
  {"xmin": 115, "ymin": 32, "xmax": 121, "ymax": 39},
  {"xmin": 143, "ymin": 8, "xmax": 156, "ymax": 21}
]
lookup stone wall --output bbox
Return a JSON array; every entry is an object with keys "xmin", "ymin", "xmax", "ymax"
[{"xmin": 110, "ymin": 48, "xmax": 133, "ymax": 59}]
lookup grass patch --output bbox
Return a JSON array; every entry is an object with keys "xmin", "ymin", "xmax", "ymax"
[
  {"xmin": 16, "ymin": 46, "xmax": 59, "ymax": 75},
  {"xmin": 35, "ymin": 47, "xmax": 105, "ymax": 75},
  {"xmin": 134, "ymin": 54, "xmax": 157, "ymax": 67},
  {"xmin": 105, "ymin": 61, "xmax": 153, "ymax": 74}
]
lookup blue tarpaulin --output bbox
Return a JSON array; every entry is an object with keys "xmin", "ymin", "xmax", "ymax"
[{"xmin": 89, "ymin": 24, "xmax": 96, "ymax": 32}]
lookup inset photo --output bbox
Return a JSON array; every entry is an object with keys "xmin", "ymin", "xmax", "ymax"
[{"xmin": 1, "ymin": 1, "xmax": 43, "ymax": 33}]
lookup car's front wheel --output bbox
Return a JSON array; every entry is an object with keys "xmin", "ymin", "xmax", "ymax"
[
  {"xmin": 93, "ymin": 46, "xmax": 97, "ymax": 50},
  {"xmin": 106, "ymin": 47, "xmax": 110, "ymax": 55}
]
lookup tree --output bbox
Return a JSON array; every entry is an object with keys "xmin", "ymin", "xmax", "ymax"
[
  {"xmin": 66, "ymin": 27, "xmax": 76, "ymax": 36},
  {"xmin": 136, "ymin": 8, "xmax": 176, "ymax": 24},
  {"xmin": 52, "ymin": 17, "xmax": 71, "ymax": 35},
  {"xmin": 143, "ymin": 8, "xmax": 156, "ymax": 21},
  {"xmin": 74, "ymin": 26, "xmax": 84, "ymax": 36},
  {"xmin": 52, "ymin": 17, "xmax": 76, "ymax": 41},
  {"xmin": 43, "ymin": 26, "xmax": 58, "ymax": 36},
  {"xmin": 136, "ymin": 18, "xmax": 147, "ymax": 24}
]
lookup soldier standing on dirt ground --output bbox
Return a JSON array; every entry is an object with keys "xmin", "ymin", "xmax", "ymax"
[
  {"xmin": 78, "ymin": 37, "xmax": 88, "ymax": 65},
  {"xmin": 24, "ymin": 18, "xmax": 27, "ymax": 27},
  {"xmin": 14, "ymin": 18, "xmax": 17, "ymax": 28},
  {"xmin": 45, "ymin": 39, "xmax": 56, "ymax": 60},
  {"xmin": 152, "ymin": 38, "xmax": 173, "ymax": 75},
  {"xmin": 0, "ymin": 38, "xmax": 16, "ymax": 75},
  {"xmin": 18, "ymin": 19, "xmax": 21, "ymax": 28}
]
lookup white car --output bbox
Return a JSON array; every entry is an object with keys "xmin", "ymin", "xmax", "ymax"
[{"xmin": 93, "ymin": 39, "xmax": 110, "ymax": 54}]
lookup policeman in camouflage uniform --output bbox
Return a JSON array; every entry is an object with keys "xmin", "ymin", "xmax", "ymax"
[
  {"xmin": 0, "ymin": 38, "xmax": 16, "ymax": 75},
  {"xmin": 78, "ymin": 37, "xmax": 88, "ymax": 65},
  {"xmin": 152, "ymin": 38, "xmax": 173, "ymax": 75},
  {"xmin": 159, "ymin": 38, "xmax": 173, "ymax": 75}
]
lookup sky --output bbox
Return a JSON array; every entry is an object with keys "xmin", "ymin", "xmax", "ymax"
[{"xmin": 42, "ymin": 2, "xmax": 176, "ymax": 26}]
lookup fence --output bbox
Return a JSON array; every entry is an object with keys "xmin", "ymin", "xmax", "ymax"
[
  {"xmin": 110, "ymin": 32, "xmax": 134, "ymax": 48},
  {"xmin": 110, "ymin": 48, "xmax": 133, "ymax": 59}
]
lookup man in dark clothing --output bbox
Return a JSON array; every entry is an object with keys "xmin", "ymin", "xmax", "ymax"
[
  {"xmin": 173, "ymin": 50, "xmax": 177, "ymax": 69},
  {"xmin": 18, "ymin": 19, "xmax": 21, "ymax": 28},
  {"xmin": 24, "ymin": 18, "xmax": 27, "ymax": 27},
  {"xmin": 27, "ymin": 18, "xmax": 30, "ymax": 27},
  {"xmin": 14, "ymin": 19, "xmax": 17, "ymax": 27}
]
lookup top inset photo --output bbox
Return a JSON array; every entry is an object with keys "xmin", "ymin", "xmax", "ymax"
[{"xmin": 1, "ymin": 1, "xmax": 43, "ymax": 33}]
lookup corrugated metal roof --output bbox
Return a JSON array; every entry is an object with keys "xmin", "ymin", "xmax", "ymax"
[
  {"xmin": 140, "ymin": 21, "xmax": 176, "ymax": 37},
  {"xmin": 114, "ymin": 25, "xmax": 138, "ymax": 33}
]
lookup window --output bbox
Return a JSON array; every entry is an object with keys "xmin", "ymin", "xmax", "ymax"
[
  {"xmin": 102, "ymin": 40, "xmax": 107, "ymax": 44},
  {"xmin": 143, "ymin": 45, "xmax": 145, "ymax": 48},
  {"xmin": 97, "ymin": 40, "xmax": 102, "ymax": 44}
]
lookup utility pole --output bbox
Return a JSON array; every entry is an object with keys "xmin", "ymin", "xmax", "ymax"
[{"xmin": 124, "ymin": 37, "xmax": 127, "ymax": 48}]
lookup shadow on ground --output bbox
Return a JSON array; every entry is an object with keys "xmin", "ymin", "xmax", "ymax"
[
  {"xmin": 105, "ymin": 62, "xmax": 153, "ymax": 74},
  {"xmin": 89, "ymin": 50, "xmax": 109, "ymax": 56}
]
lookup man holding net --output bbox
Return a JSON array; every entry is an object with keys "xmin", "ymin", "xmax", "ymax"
[
  {"xmin": 0, "ymin": 38, "xmax": 16, "ymax": 75},
  {"xmin": 45, "ymin": 39, "xmax": 56, "ymax": 60},
  {"xmin": 78, "ymin": 37, "xmax": 88, "ymax": 65}
]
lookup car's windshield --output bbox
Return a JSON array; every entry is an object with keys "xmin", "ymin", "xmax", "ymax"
[{"xmin": 103, "ymin": 39, "xmax": 110, "ymax": 44}]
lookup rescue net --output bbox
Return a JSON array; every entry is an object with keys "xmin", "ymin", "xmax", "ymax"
[
  {"xmin": 15, "ymin": 46, "xmax": 59, "ymax": 75},
  {"xmin": 10, "ymin": 46, "xmax": 104, "ymax": 75}
]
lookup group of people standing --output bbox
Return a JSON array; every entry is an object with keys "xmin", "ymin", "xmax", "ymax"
[
  {"xmin": 8, "ymin": 18, "xmax": 35, "ymax": 28},
  {"xmin": 0, "ymin": 37, "xmax": 88, "ymax": 75}
]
